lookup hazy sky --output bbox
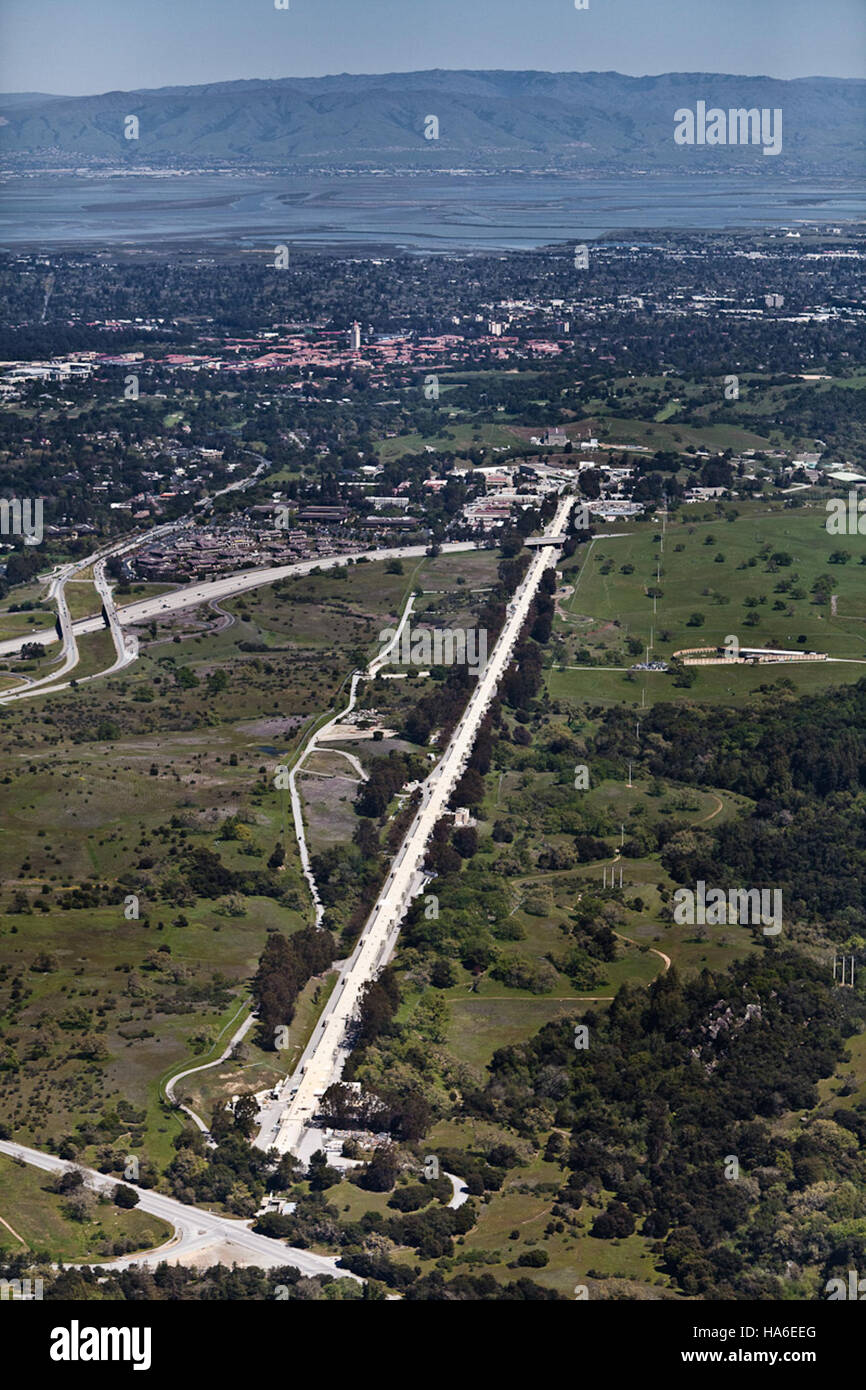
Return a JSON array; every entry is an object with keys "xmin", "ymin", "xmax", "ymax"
[{"xmin": 2, "ymin": 0, "xmax": 864, "ymax": 95}]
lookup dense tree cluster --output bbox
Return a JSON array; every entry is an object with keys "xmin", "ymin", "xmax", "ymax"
[
  {"xmin": 0, "ymin": 1256, "xmax": 357, "ymax": 1301},
  {"xmin": 355, "ymin": 751, "xmax": 423, "ymax": 819},
  {"xmin": 593, "ymin": 682, "xmax": 866, "ymax": 932},
  {"xmin": 252, "ymin": 927, "xmax": 336, "ymax": 1050},
  {"xmin": 465, "ymin": 951, "xmax": 866, "ymax": 1298}
]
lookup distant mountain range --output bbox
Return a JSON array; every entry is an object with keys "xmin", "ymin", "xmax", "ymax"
[{"xmin": 0, "ymin": 70, "xmax": 862, "ymax": 174}]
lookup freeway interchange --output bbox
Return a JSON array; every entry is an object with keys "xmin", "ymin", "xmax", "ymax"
[
  {"xmin": 0, "ymin": 538, "xmax": 479, "ymax": 703},
  {"xmin": 0, "ymin": 520, "xmax": 185, "ymax": 703},
  {"xmin": 0, "ymin": 442, "xmax": 476, "ymax": 705}
]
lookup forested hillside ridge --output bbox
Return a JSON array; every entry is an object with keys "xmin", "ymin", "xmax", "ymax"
[
  {"xmin": 591, "ymin": 682, "xmax": 866, "ymax": 935},
  {"xmin": 596, "ymin": 681, "xmax": 866, "ymax": 800},
  {"xmin": 466, "ymin": 953, "xmax": 866, "ymax": 1300},
  {"xmin": 2, "ymin": 71, "xmax": 863, "ymax": 174}
]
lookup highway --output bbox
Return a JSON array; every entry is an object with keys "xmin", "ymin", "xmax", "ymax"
[
  {"xmin": 92, "ymin": 557, "xmax": 139, "ymax": 677},
  {"xmin": 0, "ymin": 452, "xmax": 269, "ymax": 699},
  {"xmin": 0, "ymin": 520, "xmax": 186, "ymax": 703},
  {"xmin": 256, "ymin": 497, "xmax": 574, "ymax": 1159},
  {"xmin": 0, "ymin": 1139, "xmax": 355, "ymax": 1279},
  {"xmin": 0, "ymin": 541, "xmax": 479, "ymax": 700},
  {"xmin": 0, "ymin": 553, "xmax": 81, "ymax": 702}
]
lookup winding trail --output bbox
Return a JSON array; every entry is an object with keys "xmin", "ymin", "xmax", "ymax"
[
  {"xmin": 576, "ymin": 870, "xmax": 672, "ymax": 978},
  {"xmin": 0, "ymin": 1213, "xmax": 27, "ymax": 1247},
  {"xmin": 696, "ymin": 793, "xmax": 725, "ymax": 825},
  {"xmin": 207, "ymin": 597, "xmax": 236, "ymax": 632},
  {"xmin": 288, "ymin": 589, "xmax": 417, "ymax": 928},
  {"xmin": 612, "ymin": 929, "xmax": 672, "ymax": 974},
  {"xmin": 164, "ymin": 1003, "xmax": 256, "ymax": 1135}
]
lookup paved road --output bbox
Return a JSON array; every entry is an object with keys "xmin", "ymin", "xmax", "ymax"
[
  {"xmin": 93, "ymin": 558, "xmax": 139, "ymax": 677},
  {"xmin": 0, "ymin": 456, "xmax": 269, "ymax": 694},
  {"xmin": 0, "ymin": 542, "xmax": 478, "ymax": 692},
  {"xmin": 0, "ymin": 521, "xmax": 186, "ymax": 702},
  {"xmin": 195, "ymin": 455, "xmax": 270, "ymax": 513},
  {"xmin": 0, "ymin": 1139, "xmax": 353, "ymax": 1279},
  {"xmin": 165, "ymin": 1006, "xmax": 257, "ymax": 1135},
  {"xmin": 288, "ymin": 589, "xmax": 418, "ymax": 928},
  {"xmin": 108, "ymin": 543, "xmax": 474, "ymax": 629},
  {"xmin": 257, "ymin": 498, "xmax": 574, "ymax": 1157},
  {"xmin": 444, "ymin": 1172, "xmax": 470, "ymax": 1210},
  {"xmin": 0, "ymin": 555, "xmax": 80, "ymax": 702},
  {"xmin": 312, "ymin": 749, "xmax": 367, "ymax": 781}
]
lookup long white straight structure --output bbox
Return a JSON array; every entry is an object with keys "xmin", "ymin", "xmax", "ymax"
[{"xmin": 260, "ymin": 496, "xmax": 574, "ymax": 1157}]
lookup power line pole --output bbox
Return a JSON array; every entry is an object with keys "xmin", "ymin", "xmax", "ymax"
[{"xmin": 834, "ymin": 955, "xmax": 856, "ymax": 987}]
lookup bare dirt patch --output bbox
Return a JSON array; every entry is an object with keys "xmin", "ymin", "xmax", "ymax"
[{"xmin": 237, "ymin": 716, "xmax": 306, "ymax": 739}]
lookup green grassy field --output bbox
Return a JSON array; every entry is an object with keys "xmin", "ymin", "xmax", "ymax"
[
  {"xmin": 447, "ymin": 1156, "xmax": 667, "ymax": 1297},
  {"xmin": 64, "ymin": 580, "xmax": 102, "ymax": 623},
  {"xmin": 403, "ymin": 760, "xmax": 764, "ymax": 1080},
  {"xmin": 0, "ymin": 552, "xmax": 499, "ymax": 1169},
  {"xmin": 0, "ymin": 610, "xmax": 56, "ymax": 645},
  {"xmin": 376, "ymin": 421, "xmax": 518, "ymax": 461},
  {"xmin": 568, "ymin": 414, "xmax": 773, "ymax": 454},
  {"xmin": 549, "ymin": 501, "xmax": 866, "ymax": 707},
  {"xmin": 573, "ymin": 368, "xmax": 866, "ymax": 458},
  {"xmin": 0, "ymin": 1154, "xmax": 171, "ymax": 1262}
]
